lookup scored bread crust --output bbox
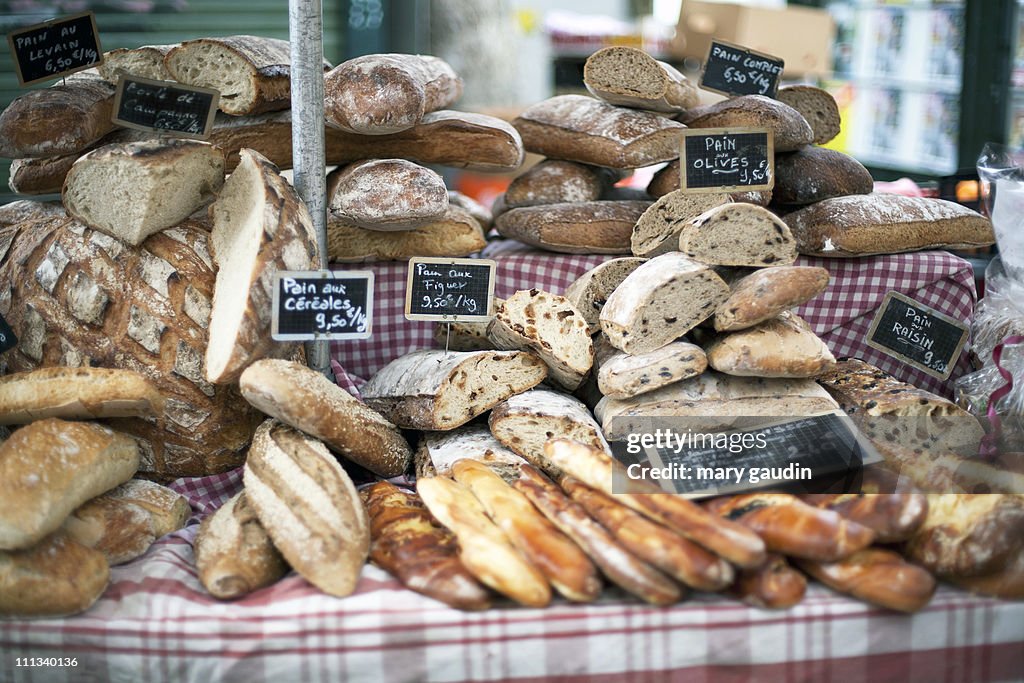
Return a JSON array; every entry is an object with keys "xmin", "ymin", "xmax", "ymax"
[
  {"xmin": 583, "ymin": 46, "xmax": 699, "ymax": 112},
  {"xmin": 243, "ymin": 420, "xmax": 369, "ymax": 598},
  {"xmin": 705, "ymin": 311, "xmax": 837, "ymax": 378},
  {"xmin": 204, "ymin": 148, "xmax": 318, "ymax": 384},
  {"xmin": 361, "ymin": 349, "xmax": 549, "ymax": 430},
  {"xmin": 631, "ymin": 190, "xmax": 732, "ymax": 258},
  {"xmin": 327, "ymin": 159, "xmax": 448, "ymax": 231},
  {"xmin": 0, "ymin": 199, "xmax": 65, "ymax": 226},
  {"xmin": 0, "ymin": 532, "xmax": 110, "ymax": 618},
  {"xmin": 563, "ymin": 257, "xmax": 646, "ymax": 334},
  {"xmin": 98, "ymin": 44, "xmax": 177, "ymax": 83},
  {"xmin": 683, "ymin": 95, "xmax": 813, "ymax": 152},
  {"xmin": 680, "ymin": 203, "xmax": 798, "ymax": 267},
  {"xmin": 494, "ymin": 201, "xmax": 650, "ymax": 255},
  {"xmin": 239, "ymin": 359, "xmax": 411, "ymax": 478},
  {"xmin": 327, "ymin": 205, "xmax": 485, "ymax": 262},
  {"xmin": 714, "ymin": 266, "xmax": 830, "ymax": 332}
]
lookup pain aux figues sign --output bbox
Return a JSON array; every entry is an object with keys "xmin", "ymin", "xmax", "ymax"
[
  {"xmin": 867, "ymin": 291, "xmax": 969, "ymax": 380},
  {"xmin": 680, "ymin": 128, "xmax": 774, "ymax": 193},
  {"xmin": 112, "ymin": 75, "xmax": 219, "ymax": 139},
  {"xmin": 7, "ymin": 12, "xmax": 103, "ymax": 86},
  {"xmin": 405, "ymin": 257, "xmax": 496, "ymax": 322},
  {"xmin": 700, "ymin": 39, "xmax": 784, "ymax": 98},
  {"xmin": 272, "ymin": 271, "xmax": 374, "ymax": 341}
]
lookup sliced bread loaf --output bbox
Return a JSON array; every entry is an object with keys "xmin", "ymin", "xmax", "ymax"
[
  {"xmin": 631, "ymin": 189, "xmax": 732, "ymax": 257},
  {"xmin": 98, "ymin": 44, "xmax": 176, "ymax": 82},
  {"xmin": 679, "ymin": 203, "xmax": 797, "ymax": 266},
  {"xmin": 714, "ymin": 265, "xmax": 830, "ymax": 332},
  {"xmin": 583, "ymin": 46, "xmax": 700, "ymax": 112},
  {"xmin": 597, "ymin": 340, "xmax": 708, "ymax": 400},
  {"xmin": 705, "ymin": 311, "xmax": 837, "ymax": 378},
  {"xmin": 563, "ymin": 257, "xmax": 646, "ymax": 334}
]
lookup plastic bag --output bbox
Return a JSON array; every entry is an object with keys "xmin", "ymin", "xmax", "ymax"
[{"xmin": 978, "ymin": 142, "xmax": 1024, "ymax": 282}]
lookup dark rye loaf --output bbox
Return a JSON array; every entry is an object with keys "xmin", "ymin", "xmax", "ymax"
[
  {"xmin": 683, "ymin": 95, "xmax": 813, "ymax": 152},
  {"xmin": 773, "ymin": 146, "xmax": 873, "ymax": 206}
]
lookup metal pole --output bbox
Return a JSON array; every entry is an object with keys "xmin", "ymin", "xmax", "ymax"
[{"xmin": 289, "ymin": 0, "xmax": 332, "ymax": 379}]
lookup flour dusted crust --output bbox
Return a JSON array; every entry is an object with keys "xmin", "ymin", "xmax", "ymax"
[
  {"xmin": 683, "ymin": 94, "xmax": 813, "ymax": 152},
  {"xmin": 705, "ymin": 311, "xmax": 837, "ymax": 378},
  {"xmin": 494, "ymin": 201, "xmax": 650, "ymax": 255},
  {"xmin": 504, "ymin": 160, "xmax": 618, "ymax": 209},
  {"xmin": 583, "ymin": 46, "xmax": 699, "ymax": 113},
  {"xmin": 563, "ymin": 257, "xmax": 646, "ymax": 334},
  {"xmin": 0, "ymin": 532, "xmax": 109, "ymax": 617},
  {"xmin": 326, "ymin": 159, "xmax": 449, "ymax": 231}
]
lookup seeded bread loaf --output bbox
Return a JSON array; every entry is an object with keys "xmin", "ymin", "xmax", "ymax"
[
  {"xmin": 714, "ymin": 266, "xmax": 830, "ymax": 331},
  {"xmin": 327, "ymin": 205, "xmax": 485, "ymax": 262},
  {"xmin": 0, "ymin": 367, "xmax": 163, "ymax": 425},
  {"xmin": 513, "ymin": 94, "xmax": 687, "ymax": 168},
  {"xmin": 98, "ymin": 44, "xmax": 177, "ymax": 82},
  {"xmin": 326, "ymin": 159, "xmax": 448, "ymax": 231},
  {"xmin": 487, "ymin": 289, "xmax": 593, "ymax": 391},
  {"xmin": 583, "ymin": 46, "xmax": 699, "ymax": 113},
  {"xmin": 598, "ymin": 340, "xmax": 708, "ymax": 400},
  {"xmin": 361, "ymin": 349, "xmax": 548, "ymax": 430},
  {"xmin": 494, "ymin": 201, "xmax": 650, "ymax": 255},
  {"xmin": 705, "ymin": 311, "xmax": 837, "ymax": 378},
  {"xmin": 563, "ymin": 257, "xmax": 646, "ymax": 334},
  {"xmin": 0, "ymin": 532, "xmax": 109, "ymax": 617},
  {"xmin": 683, "ymin": 95, "xmax": 813, "ymax": 152},
  {"xmin": 504, "ymin": 160, "xmax": 618, "ymax": 209},
  {"xmin": 773, "ymin": 146, "xmax": 873, "ymax": 206},
  {"xmin": 785, "ymin": 194, "xmax": 996, "ymax": 257},
  {"xmin": 776, "ymin": 85, "xmax": 841, "ymax": 145},
  {"xmin": 63, "ymin": 139, "xmax": 225, "ymax": 246},
  {"xmin": 600, "ymin": 252, "xmax": 730, "ymax": 355},
  {"xmin": 324, "ymin": 54, "xmax": 462, "ymax": 135},
  {"xmin": 631, "ymin": 190, "xmax": 732, "ymax": 257},
  {"xmin": 679, "ymin": 203, "xmax": 797, "ymax": 266}
]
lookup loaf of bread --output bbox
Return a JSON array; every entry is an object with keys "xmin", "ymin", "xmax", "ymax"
[
  {"xmin": 785, "ymin": 194, "xmax": 996, "ymax": 257},
  {"xmin": 504, "ymin": 160, "xmax": 618, "ymax": 209},
  {"xmin": 324, "ymin": 54, "xmax": 462, "ymax": 134},
  {"xmin": 776, "ymin": 85, "xmax": 841, "ymax": 145},
  {"xmin": 798, "ymin": 549, "xmax": 936, "ymax": 612},
  {"xmin": 165, "ymin": 36, "xmax": 310, "ymax": 115},
  {"xmin": 631, "ymin": 190, "xmax": 732, "ymax": 257},
  {"xmin": 487, "ymin": 289, "xmax": 593, "ymax": 390},
  {"xmin": 646, "ymin": 161, "xmax": 773, "ymax": 205},
  {"xmin": 949, "ymin": 547, "xmax": 1024, "ymax": 600},
  {"xmin": 583, "ymin": 46, "xmax": 699, "ymax": 113},
  {"xmin": 243, "ymin": 420, "xmax": 369, "ymax": 597},
  {"xmin": 772, "ymin": 146, "xmax": 873, "ymax": 206},
  {"xmin": 600, "ymin": 252, "xmax": 730, "ymax": 355},
  {"xmin": 194, "ymin": 491, "xmax": 288, "ymax": 600},
  {"xmin": 494, "ymin": 201, "xmax": 650, "ymax": 255},
  {"xmin": 0, "ymin": 532, "xmax": 109, "ymax": 617},
  {"xmin": 0, "ymin": 419, "xmax": 139, "ymax": 551},
  {"xmin": 801, "ymin": 492, "xmax": 928, "ymax": 544},
  {"xmin": 239, "ymin": 359, "xmax": 411, "ymax": 478},
  {"xmin": 327, "ymin": 205, "xmax": 486, "ymax": 262},
  {"xmin": 98, "ymin": 44, "xmax": 177, "ymax": 82},
  {"xmin": 714, "ymin": 266, "xmax": 830, "ymax": 331},
  {"xmin": 448, "ymin": 190, "xmax": 493, "ymax": 230},
  {"xmin": 679, "ymin": 203, "xmax": 798, "ymax": 266},
  {"xmin": 706, "ymin": 311, "xmax": 837, "ymax": 378},
  {"xmin": 205, "ymin": 148, "xmax": 317, "ymax": 384},
  {"xmin": 362, "ymin": 481, "xmax": 491, "ymax": 610},
  {"xmin": 727, "ymin": 553, "xmax": 807, "ymax": 609},
  {"xmin": 361, "ymin": 349, "xmax": 548, "ymax": 430},
  {"xmin": 563, "ymin": 257, "xmax": 646, "ymax": 334},
  {"xmin": 0, "ymin": 72, "xmax": 116, "ymax": 158},
  {"xmin": 0, "ymin": 367, "xmax": 163, "ymax": 425},
  {"xmin": 683, "ymin": 95, "xmax": 813, "ymax": 152},
  {"xmin": 420, "ymin": 424, "xmax": 527, "ymax": 479},
  {"xmin": 513, "ymin": 94, "xmax": 687, "ymax": 168},
  {"xmin": 597, "ymin": 340, "xmax": 708, "ymax": 399},
  {"xmin": 63, "ymin": 139, "xmax": 225, "ymax": 246},
  {"xmin": 0, "ymin": 199, "xmax": 64, "ymax": 226},
  {"xmin": 327, "ymin": 159, "xmax": 448, "ymax": 231}
]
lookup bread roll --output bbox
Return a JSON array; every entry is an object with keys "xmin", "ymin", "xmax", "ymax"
[
  {"xmin": 0, "ymin": 532, "xmax": 109, "ymax": 617},
  {"xmin": 494, "ymin": 201, "xmax": 650, "ymax": 255},
  {"xmin": 583, "ymin": 46, "xmax": 699, "ymax": 112},
  {"xmin": 98, "ymin": 44, "xmax": 177, "ymax": 82},
  {"xmin": 706, "ymin": 311, "xmax": 837, "ymax": 378},
  {"xmin": 679, "ymin": 203, "xmax": 797, "ymax": 267},
  {"xmin": 776, "ymin": 85, "xmax": 841, "ymax": 145},
  {"xmin": 683, "ymin": 95, "xmax": 813, "ymax": 152},
  {"xmin": 714, "ymin": 266, "xmax": 830, "ymax": 332},
  {"xmin": 631, "ymin": 190, "xmax": 732, "ymax": 257},
  {"xmin": 0, "ymin": 367, "xmax": 163, "ymax": 425},
  {"xmin": 563, "ymin": 257, "xmax": 646, "ymax": 334},
  {"xmin": 327, "ymin": 159, "xmax": 448, "ymax": 231},
  {"xmin": 728, "ymin": 553, "xmax": 806, "ymax": 609},
  {"xmin": 327, "ymin": 205, "xmax": 485, "ymax": 262}
]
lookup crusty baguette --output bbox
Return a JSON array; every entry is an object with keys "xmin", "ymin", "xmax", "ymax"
[
  {"xmin": 714, "ymin": 266, "xmax": 830, "ymax": 332},
  {"xmin": 0, "ymin": 419, "xmax": 139, "ymax": 551},
  {"xmin": 0, "ymin": 532, "xmax": 109, "ymax": 617},
  {"xmin": 543, "ymin": 439, "xmax": 767, "ymax": 569},
  {"xmin": 704, "ymin": 493, "xmax": 875, "ymax": 562},
  {"xmin": 513, "ymin": 464, "xmax": 682, "ymax": 605},
  {"xmin": 362, "ymin": 481, "xmax": 491, "ymax": 610},
  {"xmin": 563, "ymin": 257, "xmax": 646, "ymax": 334},
  {"xmin": 327, "ymin": 205, "xmax": 486, "ymax": 262},
  {"xmin": 798, "ymin": 548, "xmax": 936, "ymax": 613},
  {"xmin": 561, "ymin": 477, "xmax": 733, "ymax": 592},
  {"xmin": 242, "ymin": 420, "xmax": 369, "ymax": 598},
  {"xmin": 0, "ymin": 366, "xmax": 163, "ymax": 425},
  {"xmin": 452, "ymin": 459, "xmax": 601, "ymax": 602},
  {"xmin": 204, "ymin": 148, "xmax": 318, "ymax": 384},
  {"xmin": 324, "ymin": 54, "xmax": 462, "ymax": 134},
  {"xmin": 800, "ymin": 493, "xmax": 928, "ymax": 544},
  {"xmin": 98, "ymin": 44, "xmax": 177, "ymax": 82},
  {"xmin": 728, "ymin": 553, "xmax": 806, "ymax": 609},
  {"xmin": 583, "ymin": 46, "xmax": 699, "ymax": 112},
  {"xmin": 194, "ymin": 491, "xmax": 289, "ymax": 600},
  {"xmin": 631, "ymin": 190, "xmax": 732, "ymax": 257},
  {"xmin": 416, "ymin": 475, "xmax": 551, "ymax": 607},
  {"xmin": 327, "ymin": 159, "xmax": 448, "ymax": 231},
  {"xmin": 239, "ymin": 359, "xmax": 411, "ymax": 478}
]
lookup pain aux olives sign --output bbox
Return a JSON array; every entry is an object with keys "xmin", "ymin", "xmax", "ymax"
[
  {"xmin": 680, "ymin": 127, "xmax": 774, "ymax": 193},
  {"xmin": 272, "ymin": 271, "xmax": 374, "ymax": 341}
]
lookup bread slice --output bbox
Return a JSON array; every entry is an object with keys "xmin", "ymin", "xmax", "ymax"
[
  {"xmin": 327, "ymin": 159, "xmax": 448, "ymax": 231},
  {"xmin": 165, "ymin": 36, "xmax": 303, "ymax": 115},
  {"xmin": 777, "ymin": 85, "xmax": 841, "ymax": 145},
  {"xmin": 597, "ymin": 340, "xmax": 708, "ymax": 400},
  {"xmin": 98, "ymin": 44, "xmax": 177, "ymax": 83},
  {"xmin": 773, "ymin": 146, "xmax": 873, "ymax": 206},
  {"xmin": 563, "ymin": 257, "xmax": 646, "ymax": 333},
  {"xmin": 487, "ymin": 289, "xmax": 594, "ymax": 391},
  {"xmin": 494, "ymin": 201, "xmax": 650, "ymax": 255},
  {"xmin": 0, "ymin": 366, "xmax": 164, "ymax": 424},
  {"xmin": 422, "ymin": 424, "xmax": 527, "ymax": 480},
  {"xmin": 0, "ymin": 532, "xmax": 109, "ymax": 617},
  {"xmin": 600, "ymin": 252, "xmax": 730, "ymax": 355},
  {"xmin": 327, "ymin": 205, "xmax": 485, "ymax": 262},
  {"xmin": 204, "ymin": 148, "xmax": 318, "ymax": 384},
  {"xmin": 631, "ymin": 190, "xmax": 732, "ymax": 257},
  {"xmin": 63, "ymin": 139, "xmax": 225, "ymax": 246},
  {"xmin": 683, "ymin": 95, "xmax": 813, "ymax": 152},
  {"xmin": 583, "ymin": 46, "xmax": 699, "ymax": 112},
  {"xmin": 679, "ymin": 203, "xmax": 797, "ymax": 266},
  {"xmin": 243, "ymin": 420, "xmax": 368, "ymax": 598},
  {"xmin": 705, "ymin": 311, "xmax": 837, "ymax": 378},
  {"xmin": 714, "ymin": 266, "xmax": 830, "ymax": 331},
  {"xmin": 361, "ymin": 349, "xmax": 549, "ymax": 430}
]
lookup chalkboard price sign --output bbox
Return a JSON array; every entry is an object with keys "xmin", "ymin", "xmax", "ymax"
[
  {"xmin": 112, "ymin": 75, "xmax": 219, "ymax": 140},
  {"xmin": 405, "ymin": 257, "xmax": 496, "ymax": 322},
  {"xmin": 700, "ymin": 40, "xmax": 785, "ymax": 98},
  {"xmin": 0, "ymin": 313, "xmax": 18, "ymax": 354},
  {"xmin": 7, "ymin": 12, "xmax": 103, "ymax": 86},
  {"xmin": 866, "ymin": 291, "xmax": 969, "ymax": 380},
  {"xmin": 680, "ymin": 128, "xmax": 774, "ymax": 193},
  {"xmin": 272, "ymin": 271, "xmax": 374, "ymax": 341}
]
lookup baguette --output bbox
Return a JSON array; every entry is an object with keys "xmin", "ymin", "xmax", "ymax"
[
  {"xmin": 327, "ymin": 205, "xmax": 486, "ymax": 262},
  {"xmin": 563, "ymin": 257, "xmax": 646, "ymax": 334},
  {"xmin": 0, "ymin": 367, "xmax": 163, "ymax": 425},
  {"xmin": 452, "ymin": 459, "xmax": 601, "ymax": 602},
  {"xmin": 194, "ymin": 491, "xmax": 289, "ymax": 600},
  {"xmin": 798, "ymin": 548, "xmax": 936, "ymax": 613},
  {"xmin": 327, "ymin": 159, "xmax": 448, "ymax": 231},
  {"xmin": 0, "ymin": 419, "xmax": 139, "ymax": 551},
  {"xmin": 800, "ymin": 492, "xmax": 928, "ymax": 543},
  {"xmin": 362, "ymin": 482, "xmax": 490, "ymax": 610},
  {"xmin": 583, "ymin": 46, "xmax": 699, "ymax": 112},
  {"xmin": 631, "ymin": 190, "xmax": 732, "ymax": 257},
  {"xmin": 728, "ymin": 553, "xmax": 806, "ymax": 609},
  {"xmin": 242, "ymin": 420, "xmax": 369, "ymax": 597},
  {"xmin": 494, "ymin": 201, "xmax": 650, "ymax": 255},
  {"xmin": 0, "ymin": 532, "xmax": 109, "ymax": 617}
]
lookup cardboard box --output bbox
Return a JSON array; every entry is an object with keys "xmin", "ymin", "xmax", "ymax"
[{"xmin": 671, "ymin": 1, "xmax": 835, "ymax": 77}]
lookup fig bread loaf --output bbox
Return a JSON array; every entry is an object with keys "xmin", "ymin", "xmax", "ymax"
[{"xmin": 597, "ymin": 340, "xmax": 708, "ymax": 399}]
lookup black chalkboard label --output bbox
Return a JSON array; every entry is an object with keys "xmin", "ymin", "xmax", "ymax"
[
  {"xmin": 0, "ymin": 313, "xmax": 17, "ymax": 354},
  {"xmin": 680, "ymin": 127, "xmax": 774, "ymax": 193},
  {"xmin": 700, "ymin": 39, "xmax": 784, "ymax": 98},
  {"xmin": 866, "ymin": 291, "xmax": 969, "ymax": 380},
  {"xmin": 7, "ymin": 12, "xmax": 103, "ymax": 86},
  {"xmin": 609, "ymin": 412, "xmax": 881, "ymax": 499},
  {"xmin": 405, "ymin": 257, "xmax": 496, "ymax": 321},
  {"xmin": 272, "ymin": 270, "xmax": 374, "ymax": 341},
  {"xmin": 112, "ymin": 75, "xmax": 219, "ymax": 140}
]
